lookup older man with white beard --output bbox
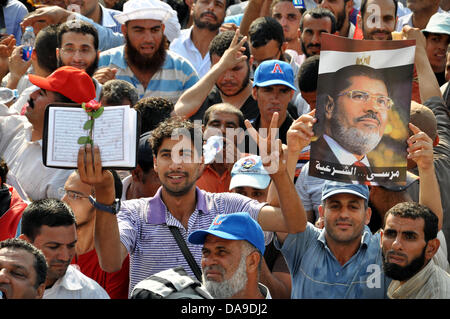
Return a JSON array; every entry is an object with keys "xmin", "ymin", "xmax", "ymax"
[
  {"xmin": 310, "ymin": 64, "xmax": 392, "ymax": 183},
  {"xmin": 188, "ymin": 212, "xmax": 271, "ymax": 299}
]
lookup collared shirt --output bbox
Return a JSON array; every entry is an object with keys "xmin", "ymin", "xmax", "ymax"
[
  {"xmin": 0, "ymin": 112, "xmax": 73, "ymax": 200},
  {"xmin": 98, "ymin": 45, "xmax": 199, "ymax": 104},
  {"xmin": 388, "ymin": 259, "xmax": 450, "ymax": 299},
  {"xmin": 275, "ymin": 223, "xmax": 389, "ymax": 299},
  {"xmin": 117, "ymin": 186, "xmax": 268, "ymax": 296},
  {"xmin": 323, "ymin": 134, "xmax": 371, "ymax": 167},
  {"xmin": 169, "ymin": 27, "xmax": 212, "ymax": 79},
  {"xmin": 258, "ymin": 283, "xmax": 272, "ymax": 299},
  {"xmin": 43, "ymin": 265, "xmax": 110, "ymax": 299},
  {"xmin": 99, "ymin": 4, "xmax": 122, "ymax": 33}
]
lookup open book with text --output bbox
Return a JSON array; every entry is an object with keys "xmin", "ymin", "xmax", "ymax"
[{"xmin": 43, "ymin": 103, "xmax": 140, "ymax": 169}]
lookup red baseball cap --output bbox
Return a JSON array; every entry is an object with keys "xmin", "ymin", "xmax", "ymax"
[{"xmin": 28, "ymin": 66, "xmax": 96, "ymax": 103}]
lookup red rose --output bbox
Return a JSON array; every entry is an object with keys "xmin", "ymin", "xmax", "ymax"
[{"xmin": 84, "ymin": 100, "xmax": 101, "ymax": 112}]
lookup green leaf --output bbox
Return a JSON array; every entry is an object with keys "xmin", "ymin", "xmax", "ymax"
[
  {"xmin": 81, "ymin": 102, "xmax": 86, "ymax": 111},
  {"xmin": 77, "ymin": 136, "xmax": 90, "ymax": 144},
  {"xmin": 83, "ymin": 119, "xmax": 93, "ymax": 130},
  {"xmin": 91, "ymin": 106, "xmax": 104, "ymax": 119}
]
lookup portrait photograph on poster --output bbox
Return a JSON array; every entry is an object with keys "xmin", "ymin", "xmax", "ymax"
[{"xmin": 309, "ymin": 33, "xmax": 416, "ymax": 186}]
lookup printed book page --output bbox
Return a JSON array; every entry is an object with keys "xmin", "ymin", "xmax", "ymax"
[{"xmin": 44, "ymin": 105, "xmax": 137, "ymax": 168}]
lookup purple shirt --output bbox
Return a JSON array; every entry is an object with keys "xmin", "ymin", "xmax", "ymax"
[{"xmin": 117, "ymin": 187, "xmax": 267, "ymax": 296}]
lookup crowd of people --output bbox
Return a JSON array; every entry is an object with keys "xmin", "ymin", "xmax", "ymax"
[{"xmin": 0, "ymin": 0, "xmax": 449, "ymax": 301}]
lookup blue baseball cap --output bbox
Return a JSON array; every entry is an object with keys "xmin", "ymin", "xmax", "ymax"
[
  {"xmin": 188, "ymin": 212, "xmax": 266, "ymax": 255},
  {"xmin": 229, "ymin": 155, "xmax": 271, "ymax": 190},
  {"xmin": 253, "ymin": 60, "xmax": 297, "ymax": 91},
  {"xmin": 321, "ymin": 180, "xmax": 369, "ymax": 201}
]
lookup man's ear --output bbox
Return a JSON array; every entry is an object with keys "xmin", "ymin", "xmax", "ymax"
[
  {"xmin": 252, "ymin": 86, "xmax": 258, "ymax": 101},
  {"xmin": 324, "ymin": 95, "xmax": 335, "ymax": 120},
  {"xmin": 246, "ymin": 250, "xmax": 261, "ymax": 273},
  {"xmin": 281, "ymin": 41, "xmax": 288, "ymax": 53},
  {"xmin": 36, "ymin": 283, "xmax": 46, "ymax": 299},
  {"xmin": 131, "ymin": 165, "xmax": 143, "ymax": 182},
  {"xmin": 425, "ymin": 238, "xmax": 440, "ymax": 261},
  {"xmin": 433, "ymin": 135, "xmax": 439, "ymax": 147},
  {"xmin": 365, "ymin": 206, "xmax": 372, "ymax": 226},
  {"xmin": 318, "ymin": 204, "xmax": 324, "ymax": 218}
]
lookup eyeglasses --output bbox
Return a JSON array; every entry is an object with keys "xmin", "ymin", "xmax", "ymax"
[
  {"xmin": 337, "ymin": 90, "xmax": 394, "ymax": 110},
  {"xmin": 58, "ymin": 188, "xmax": 90, "ymax": 201},
  {"xmin": 60, "ymin": 46, "xmax": 95, "ymax": 56}
]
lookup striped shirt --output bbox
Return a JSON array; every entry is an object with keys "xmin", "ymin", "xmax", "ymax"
[
  {"xmin": 98, "ymin": 46, "xmax": 199, "ymax": 104},
  {"xmin": 117, "ymin": 187, "xmax": 268, "ymax": 297}
]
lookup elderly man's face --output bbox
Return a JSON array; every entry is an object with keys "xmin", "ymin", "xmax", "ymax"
[
  {"xmin": 326, "ymin": 75, "xmax": 390, "ymax": 156},
  {"xmin": 201, "ymin": 235, "xmax": 249, "ymax": 298}
]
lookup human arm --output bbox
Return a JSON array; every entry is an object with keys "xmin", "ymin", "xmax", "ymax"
[
  {"xmin": 0, "ymin": 35, "xmax": 15, "ymax": 84},
  {"xmin": 6, "ymin": 45, "xmax": 32, "ymax": 90},
  {"xmin": 402, "ymin": 25, "xmax": 442, "ymax": 102},
  {"xmin": 407, "ymin": 122, "xmax": 443, "ymax": 230},
  {"xmin": 77, "ymin": 144, "xmax": 129, "ymax": 272},
  {"xmin": 173, "ymin": 30, "xmax": 248, "ymax": 118},
  {"xmin": 238, "ymin": 0, "xmax": 265, "ymax": 36},
  {"xmin": 245, "ymin": 112, "xmax": 308, "ymax": 234},
  {"xmin": 21, "ymin": 6, "xmax": 124, "ymax": 51}
]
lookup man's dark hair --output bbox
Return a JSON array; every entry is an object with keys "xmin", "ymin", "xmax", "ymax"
[
  {"xmin": 134, "ymin": 97, "xmax": 174, "ymax": 134},
  {"xmin": 57, "ymin": 20, "xmax": 99, "ymax": 51},
  {"xmin": 248, "ymin": 16, "xmax": 285, "ymax": 49},
  {"xmin": 0, "ymin": 238, "xmax": 48, "ymax": 288},
  {"xmin": 360, "ymin": 0, "xmax": 398, "ymax": 20},
  {"xmin": 101, "ymin": 79, "xmax": 139, "ymax": 107},
  {"xmin": 330, "ymin": 64, "xmax": 390, "ymax": 99},
  {"xmin": 299, "ymin": 7, "xmax": 337, "ymax": 34},
  {"xmin": 203, "ymin": 103, "xmax": 245, "ymax": 130},
  {"xmin": 34, "ymin": 24, "xmax": 59, "ymax": 74},
  {"xmin": 384, "ymin": 202, "xmax": 439, "ymax": 242},
  {"xmin": 0, "ymin": 157, "xmax": 7, "ymax": 185},
  {"xmin": 209, "ymin": 30, "xmax": 251, "ymax": 62},
  {"xmin": 150, "ymin": 117, "xmax": 203, "ymax": 158},
  {"xmin": 21, "ymin": 199, "xmax": 76, "ymax": 242},
  {"xmin": 298, "ymin": 55, "xmax": 320, "ymax": 92}
]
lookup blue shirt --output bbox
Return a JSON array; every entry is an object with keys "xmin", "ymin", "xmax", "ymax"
[
  {"xmin": 276, "ymin": 223, "xmax": 390, "ymax": 299},
  {"xmin": 98, "ymin": 45, "xmax": 199, "ymax": 104},
  {"xmin": 3, "ymin": 0, "xmax": 28, "ymax": 45},
  {"xmin": 118, "ymin": 187, "xmax": 268, "ymax": 296}
]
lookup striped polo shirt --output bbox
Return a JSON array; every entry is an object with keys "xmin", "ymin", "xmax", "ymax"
[
  {"xmin": 117, "ymin": 187, "xmax": 268, "ymax": 297},
  {"xmin": 98, "ymin": 46, "xmax": 199, "ymax": 104}
]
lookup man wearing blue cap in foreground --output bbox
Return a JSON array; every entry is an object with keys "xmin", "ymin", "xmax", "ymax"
[{"xmin": 188, "ymin": 212, "xmax": 271, "ymax": 299}]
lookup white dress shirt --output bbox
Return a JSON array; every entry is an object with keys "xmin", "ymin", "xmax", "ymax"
[{"xmin": 44, "ymin": 265, "xmax": 110, "ymax": 299}]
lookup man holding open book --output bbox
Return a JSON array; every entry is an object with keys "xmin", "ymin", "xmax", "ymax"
[{"xmin": 0, "ymin": 66, "xmax": 96, "ymax": 201}]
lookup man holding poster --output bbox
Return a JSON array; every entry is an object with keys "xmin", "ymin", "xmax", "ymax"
[{"xmin": 310, "ymin": 33, "xmax": 416, "ymax": 186}]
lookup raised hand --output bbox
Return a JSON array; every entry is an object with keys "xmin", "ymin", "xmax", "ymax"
[
  {"xmin": 407, "ymin": 122, "xmax": 434, "ymax": 171},
  {"xmin": 286, "ymin": 109, "xmax": 316, "ymax": 155}
]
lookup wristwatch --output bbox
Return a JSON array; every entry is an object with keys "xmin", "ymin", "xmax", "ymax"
[{"xmin": 89, "ymin": 196, "xmax": 121, "ymax": 215}]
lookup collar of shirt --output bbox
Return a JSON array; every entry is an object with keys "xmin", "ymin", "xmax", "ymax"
[
  {"xmin": 146, "ymin": 186, "xmax": 209, "ymax": 224},
  {"xmin": 106, "ymin": 45, "xmax": 128, "ymax": 70},
  {"xmin": 49, "ymin": 265, "xmax": 84, "ymax": 292},
  {"xmin": 317, "ymin": 225, "xmax": 371, "ymax": 252},
  {"xmin": 323, "ymin": 134, "xmax": 370, "ymax": 167}
]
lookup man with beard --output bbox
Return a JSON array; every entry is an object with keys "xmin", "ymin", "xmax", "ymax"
[
  {"xmin": 169, "ymin": 0, "xmax": 227, "ymax": 78},
  {"xmin": 277, "ymin": 89, "xmax": 442, "ymax": 298},
  {"xmin": 56, "ymin": 20, "xmax": 102, "ymax": 100},
  {"xmin": 0, "ymin": 66, "xmax": 96, "ymax": 201},
  {"xmin": 76, "ymin": 115, "xmax": 306, "ymax": 296},
  {"xmin": 19, "ymin": 199, "xmax": 110, "ymax": 298},
  {"xmin": 174, "ymin": 30, "xmax": 260, "ymax": 123},
  {"xmin": 310, "ymin": 64, "xmax": 391, "ymax": 183},
  {"xmin": 299, "ymin": 7, "xmax": 336, "ymax": 58},
  {"xmin": 188, "ymin": 212, "xmax": 271, "ymax": 299},
  {"xmin": 96, "ymin": 0, "xmax": 199, "ymax": 104},
  {"xmin": 319, "ymin": 0, "xmax": 355, "ymax": 38},
  {"xmin": 381, "ymin": 202, "xmax": 450, "ymax": 298},
  {"xmin": 359, "ymin": 0, "xmax": 398, "ymax": 41}
]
